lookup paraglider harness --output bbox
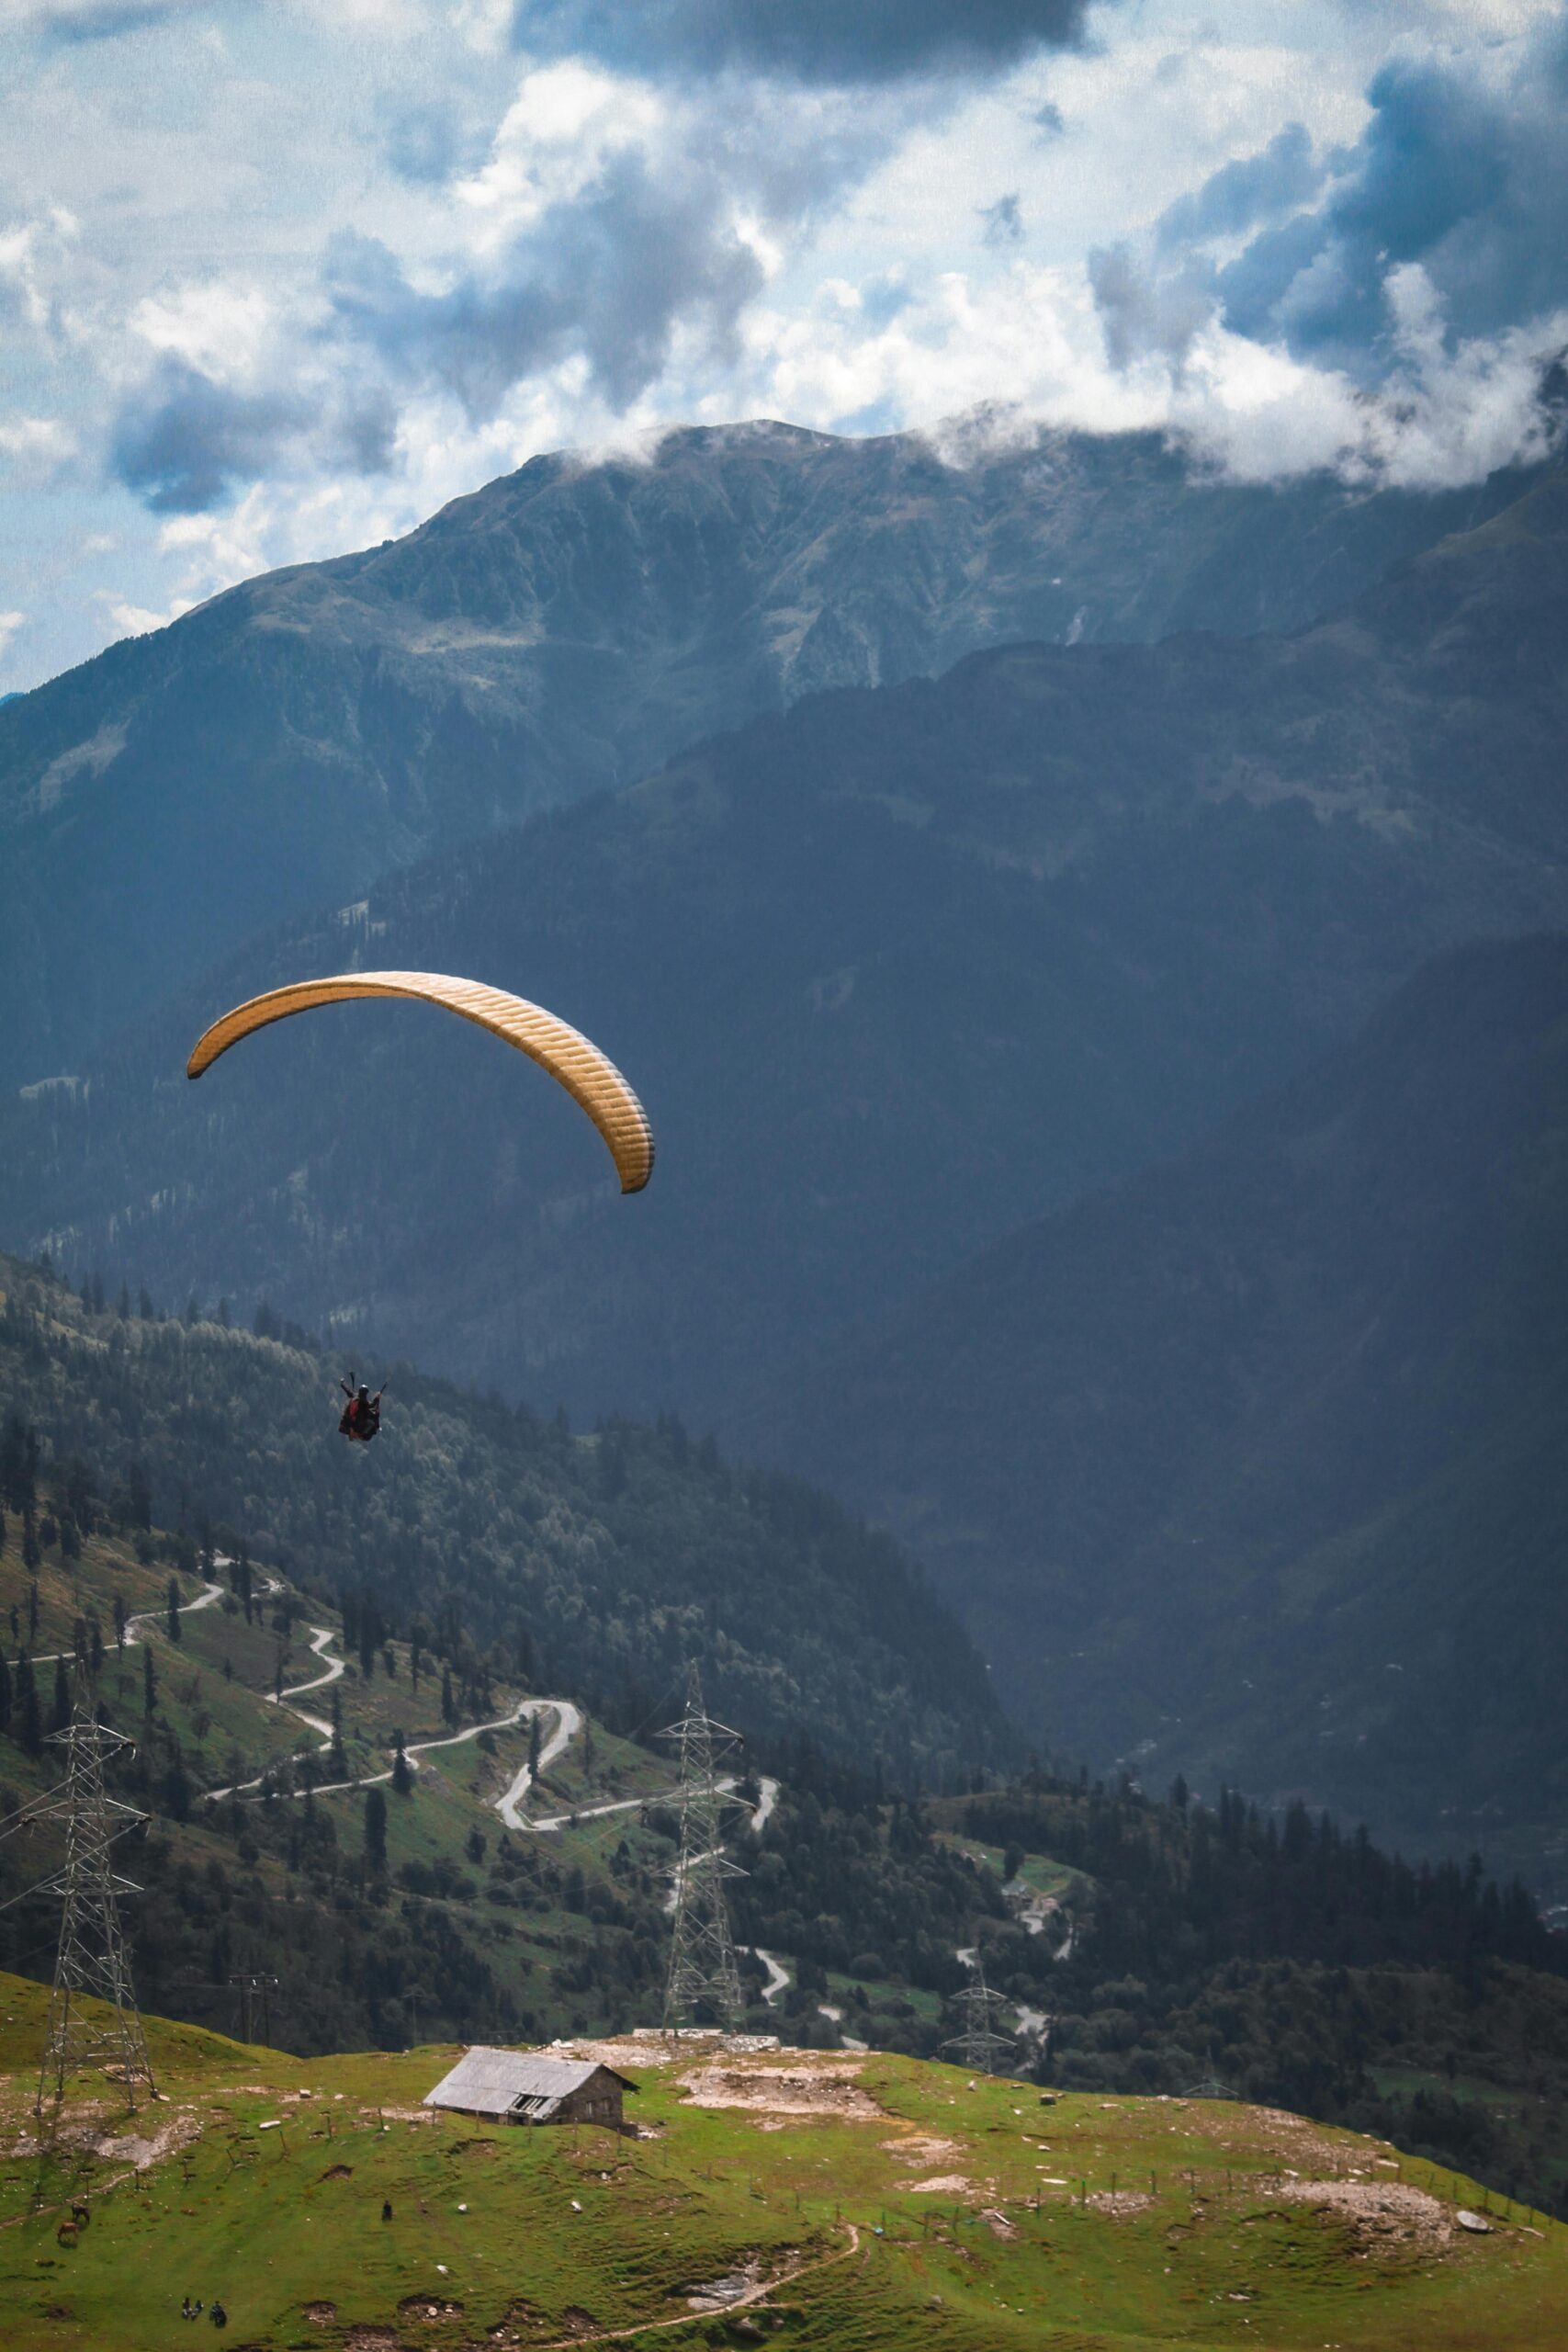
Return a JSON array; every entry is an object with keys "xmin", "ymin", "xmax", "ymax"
[{"xmin": 338, "ymin": 1379, "xmax": 384, "ymax": 1443}]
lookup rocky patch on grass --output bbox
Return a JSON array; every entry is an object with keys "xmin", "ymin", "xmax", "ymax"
[
  {"xmin": 680, "ymin": 2059, "xmax": 880, "ymax": 2121},
  {"xmin": 1269, "ymin": 2177, "xmax": 1451, "ymax": 2251}
]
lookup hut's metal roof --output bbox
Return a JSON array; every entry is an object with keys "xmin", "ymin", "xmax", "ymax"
[{"xmin": 423, "ymin": 2047, "xmax": 636, "ymax": 2117}]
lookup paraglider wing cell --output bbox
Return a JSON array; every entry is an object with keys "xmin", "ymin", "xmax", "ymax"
[{"xmin": 185, "ymin": 971, "xmax": 654, "ymax": 1193}]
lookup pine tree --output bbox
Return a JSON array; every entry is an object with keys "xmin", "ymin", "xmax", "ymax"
[
  {"xmin": 392, "ymin": 1732, "xmax": 413, "ymax": 1797},
  {"xmin": 441, "ymin": 1665, "xmax": 456, "ymax": 1726},
  {"xmin": 18, "ymin": 1654, "xmax": 41, "ymax": 1755},
  {"xmin": 163, "ymin": 1743, "xmax": 192, "ymax": 1821},
  {"xmin": 27, "ymin": 1578, "xmax": 39, "ymax": 1639},
  {"xmin": 166, "ymin": 1575, "xmax": 183, "ymax": 1643},
  {"xmin": 0, "ymin": 1645, "xmax": 10, "ymax": 1732},
  {"xmin": 364, "ymin": 1785, "xmax": 389, "ymax": 1873},
  {"xmin": 130, "ymin": 1461, "xmax": 152, "ymax": 1530},
  {"xmin": 527, "ymin": 1712, "xmax": 543, "ymax": 1780},
  {"xmin": 143, "ymin": 1643, "xmax": 157, "ymax": 1718},
  {"xmin": 329, "ymin": 1684, "xmax": 347, "ymax": 1779},
  {"xmin": 22, "ymin": 1508, "xmax": 40, "ymax": 1575},
  {"xmin": 113, "ymin": 1591, "xmax": 128, "ymax": 1649}
]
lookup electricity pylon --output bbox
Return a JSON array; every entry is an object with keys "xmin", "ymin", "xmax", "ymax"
[
  {"xmin": 9, "ymin": 1702, "xmax": 156, "ymax": 2112},
  {"xmin": 659, "ymin": 1661, "xmax": 745, "ymax": 2034},
  {"xmin": 942, "ymin": 1953, "xmax": 1017, "ymax": 2075}
]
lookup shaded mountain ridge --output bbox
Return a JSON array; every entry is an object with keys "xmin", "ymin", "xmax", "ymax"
[
  {"xmin": 6, "ymin": 467, "xmax": 1568, "ymax": 1431},
  {"xmin": 0, "ymin": 417, "xmax": 1550, "ymax": 1083},
  {"xmin": 760, "ymin": 931, "xmax": 1568, "ymax": 1887}
]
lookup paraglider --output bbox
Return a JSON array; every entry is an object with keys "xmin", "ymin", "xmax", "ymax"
[
  {"xmin": 338, "ymin": 1379, "xmax": 383, "ymax": 1442},
  {"xmin": 186, "ymin": 971, "xmax": 654, "ymax": 1453},
  {"xmin": 185, "ymin": 970, "xmax": 655, "ymax": 1193}
]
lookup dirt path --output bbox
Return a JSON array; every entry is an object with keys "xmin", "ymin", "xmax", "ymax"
[
  {"xmin": 31, "ymin": 1577, "xmax": 227, "ymax": 1667},
  {"xmin": 275, "ymin": 1623, "xmax": 344, "ymax": 1702},
  {"xmin": 749, "ymin": 1947, "xmax": 791, "ymax": 2005},
  {"xmin": 530, "ymin": 2222, "xmax": 862, "ymax": 2347},
  {"xmin": 532, "ymin": 1767, "xmax": 778, "ymax": 1837},
  {"xmin": 492, "ymin": 1702, "xmax": 585, "ymax": 1829},
  {"xmin": 203, "ymin": 1616, "xmax": 581, "ymax": 1806}
]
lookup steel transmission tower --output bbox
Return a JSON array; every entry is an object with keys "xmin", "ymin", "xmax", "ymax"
[
  {"xmin": 659, "ymin": 1661, "xmax": 745, "ymax": 2033},
  {"xmin": 13, "ymin": 1705, "xmax": 156, "ymax": 2112},
  {"xmin": 942, "ymin": 1954, "xmax": 1017, "ymax": 2075}
]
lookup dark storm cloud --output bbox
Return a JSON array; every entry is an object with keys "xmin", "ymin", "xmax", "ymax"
[
  {"xmin": 1088, "ymin": 242, "xmax": 1213, "ymax": 374},
  {"xmin": 324, "ymin": 147, "xmax": 764, "ymax": 418},
  {"xmin": 25, "ymin": 0, "xmax": 204, "ymax": 42},
  {"xmin": 1216, "ymin": 22, "xmax": 1568, "ymax": 368},
  {"xmin": 109, "ymin": 360, "xmax": 303, "ymax": 514},
  {"xmin": 978, "ymin": 192, "xmax": 1024, "ymax": 248},
  {"xmin": 1154, "ymin": 123, "xmax": 1326, "ymax": 254},
  {"xmin": 513, "ymin": 0, "xmax": 1097, "ymax": 85},
  {"xmin": 1094, "ymin": 14, "xmax": 1568, "ymax": 382}
]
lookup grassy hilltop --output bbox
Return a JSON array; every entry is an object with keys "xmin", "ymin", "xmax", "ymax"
[{"xmin": 3, "ymin": 1977, "xmax": 1566, "ymax": 2352}]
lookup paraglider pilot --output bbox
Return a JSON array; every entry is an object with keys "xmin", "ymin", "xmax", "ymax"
[{"xmin": 338, "ymin": 1378, "xmax": 383, "ymax": 1442}]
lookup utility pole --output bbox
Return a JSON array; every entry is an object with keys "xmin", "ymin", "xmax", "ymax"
[
  {"xmin": 942, "ymin": 1954, "xmax": 1016, "ymax": 2075},
  {"xmin": 2, "ymin": 1699, "xmax": 157, "ymax": 2113},
  {"xmin": 660, "ymin": 1660, "xmax": 746, "ymax": 2035}
]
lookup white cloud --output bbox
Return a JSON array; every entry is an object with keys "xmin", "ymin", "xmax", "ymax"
[
  {"xmin": 4, "ymin": 0, "xmax": 1566, "ymax": 690},
  {"xmin": 0, "ymin": 413, "xmax": 77, "ymax": 476},
  {"xmin": 130, "ymin": 281, "xmax": 275, "ymax": 377},
  {"xmin": 0, "ymin": 609, "xmax": 27, "ymax": 659},
  {"xmin": 96, "ymin": 590, "xmax": 194, "ymax": 637}
]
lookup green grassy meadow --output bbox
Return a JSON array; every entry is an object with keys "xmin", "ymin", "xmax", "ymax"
[{"xmin": 1, "ymin": 1974, "xmax": 1565, "ymax": 2351}]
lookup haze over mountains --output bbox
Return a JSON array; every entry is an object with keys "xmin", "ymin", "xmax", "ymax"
[
  {"xmin": 764, "ymin": 933, "xmax": 1568, "ymax": 1877},
  {"xmin": 0, "ymin": 419, "xmax": 1545, "ymax": 1082},
  {"xmin": 3, "ymin": 419, "xmax": 1566, "ymax": 1879},
  {"xmin": 6, "ymin": 461, "xmax": 1566, "ymax": 1419}
]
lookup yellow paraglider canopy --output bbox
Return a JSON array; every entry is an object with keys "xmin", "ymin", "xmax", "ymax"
[{"xmin": 186, "ymin": 971, "xmax": 655, "ymax": 1193}]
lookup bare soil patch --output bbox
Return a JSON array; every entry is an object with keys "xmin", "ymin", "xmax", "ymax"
[
  {"xmin": 884, "ymin": 2133, "xmax": 958, "ymax": 2166},
  {"xmin": 301, "ymin": 2301, "xmax": 336, "ymax": 2324},
  {"xmin": 908, "ymin": 2173, "xmax": 973, "ymax": 2196},
  {"xmin": 680, "ymin": 2060, "xmax": 880, "ymax": 2121},
  {"xmin": 683, "ymin": 2259, "xmax": 764, "ymax": 2311},
  {"xmin": 400, "ymin": 2293, "xmax": 465, "ymax": 2322},
  {"xmin": 1269, "ymin": 2178, "xmax": 1451, "ymax": 2251}
]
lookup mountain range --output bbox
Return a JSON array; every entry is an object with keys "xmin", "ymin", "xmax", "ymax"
[
  {"xmin": 3, "ymin": 423, "xmax": 1567, "ymax": 1879},
  {"xmin": 5, "ymin": 465, "xmax": 1566, "ymax": 1438},
  {"xmin": 0, "ymin": 419, "xmax": 1544, "ymax": 1083},
  {"xmin": 761, "ymin": 932, "xmax": 1568, "ymax": 1881}
]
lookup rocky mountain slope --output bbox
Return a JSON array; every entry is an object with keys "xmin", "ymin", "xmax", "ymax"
[
  {"xmin": 6, "ymin": 470, "xmax": 1566, "ymax": 1428},
  {"xmin": 0, "ymin": 419, "xmax": 1543, "ymax": 1081},
  {"xmin": 761, "ymin": 932, "xmax": 1568, "ymax": 1884}
]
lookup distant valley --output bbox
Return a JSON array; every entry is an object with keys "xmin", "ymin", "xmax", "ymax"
[{"xmin": 761, "ymin": 933, "xmax": 1568, "ymax": 1889}]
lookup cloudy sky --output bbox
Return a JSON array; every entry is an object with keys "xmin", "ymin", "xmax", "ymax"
[{"xmin": 4, "ymin": 0, "xmax": 1566, "ymax": 691}]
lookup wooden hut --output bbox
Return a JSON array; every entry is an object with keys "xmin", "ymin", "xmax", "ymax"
[{"xmin": 423, "ymin": 2047, "xmax": 637, "ymax": 2130}]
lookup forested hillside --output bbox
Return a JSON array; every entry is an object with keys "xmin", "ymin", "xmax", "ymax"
[
  {"xmin": 0, "ymin": 1255, "xmax": 1003, "ymax": 1781},
  {"xmin": 0, "ymin": 420, "xmax": 1538, "ymax": 1083},
  {"xmin": 766, "ymin": 933, "xmax": 1568, "ymax": 1886},
  {"xmin": 6, "ymin": 469, "xmax": 1566, "ymax": 1427}
]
